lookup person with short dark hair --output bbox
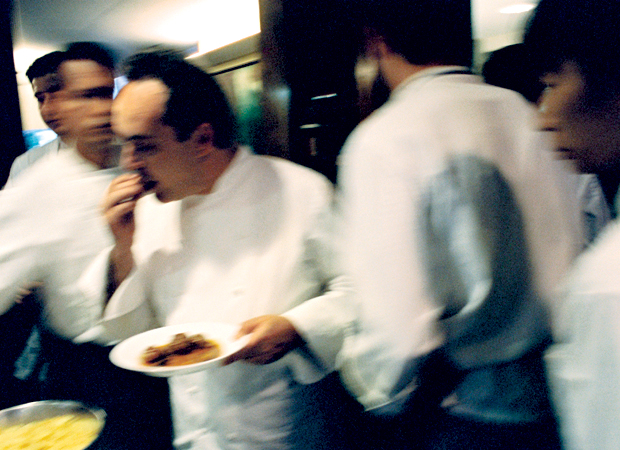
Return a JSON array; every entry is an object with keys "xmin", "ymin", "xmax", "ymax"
[
  {"xmin": 524, "ymin": 1, "xmax": 620, "ymax": 449},
  {"xmin": 482, "ymin": 43, "xmax": 544, "ymax": 104},
  {"xmin": 0, "ymin": 42, "xmax": 173, "ymax": 450},
  {"xmin": 336, "ymin": 1, "xmax": 577, "ymax": 448},
  {"xmin": 24, "ymin": 50, "xmax": 66, "ymax": 134},
  {"xmin": 6, "ymin": 51, "xmax": 67, "ymax": 185},
  {"xmin": 482, "ymin": 43, "xmax": 611, "ymax": 250},
  {"xmin": 80, "ymin": 48, "xmax": 353, "ymax": 450}
]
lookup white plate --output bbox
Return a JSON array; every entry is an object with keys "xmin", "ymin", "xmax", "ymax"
[{"xmin": 109, "ymin": 322, "xmax": 249, "ymax": 377}]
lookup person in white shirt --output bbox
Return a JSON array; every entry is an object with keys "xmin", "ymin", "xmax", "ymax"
[
  {"xmin": 524, "ymin": 1, "xmax": 620, "ymax": 449},
  {"xmin": 0, "ymin": 42, "xmax": 173, "ymax": 449},
  {"xmin": 86, "ymin": 49, "xmax": 353, "ymax": 450},
  {"xmin": 482, "ymin": 44, "xmax": 613, "ymax": 250},
  {"xmin": 5, "ymin": 51, "xmax": 69, "ymax": 187},
  {"xmin": 4, "ymin": 51, "xmax": 70, "ymax": 404},
  {"xmin": 336, "ymin": 1, "xmax": 578, "ymax": 449}
]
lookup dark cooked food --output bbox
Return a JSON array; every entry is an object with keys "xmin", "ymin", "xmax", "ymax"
[{"xmin": 141, "ymin": 333, "xmax": 220, "ymax": 367}]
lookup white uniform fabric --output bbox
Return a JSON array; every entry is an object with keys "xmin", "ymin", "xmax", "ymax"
[
  {"xmin": 5, "ymin": 137, "xmax": 65, "ymax": 188},
  {"xmin": 83, "ymin": 148, "xmax": 354, "ymax": 449},
  {"xmin": 0, "ymin": 148, "xmax": 121, "ymax": 341},
  {"xmin": 336, "ymin": 67, "xmax": 578, "ymax": 413},
  {"xmin": 545, "ymin": 211, "xmax": 620, "ymax": 450},
  {"xmin": 578, "ymin": 173, "xmax": 613, "ymax": 247}
]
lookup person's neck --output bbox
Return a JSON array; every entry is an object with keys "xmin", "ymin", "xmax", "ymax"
[
  {"xmin": 381, "ymin": 56, "xmax": 453, "ymax": 91},
  {"xmin": 196, "ymin": 146, "xmax": 237, "ymax": 195},
  {"xmin": 76, "ymin": 142, "xmax": 120, "ymax": 169}
]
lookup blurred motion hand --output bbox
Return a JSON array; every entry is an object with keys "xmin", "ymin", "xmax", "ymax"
[
  {"xmin": 101, "ymin": 174, "xmax": 144, "ymax": 288},
  {"xmin": 15, "ymin": 281, "xmax": 43, "ymax": 304},
  {"xmin": 223, "ymin": 315, "xmax": 304, "ymax": 365}
]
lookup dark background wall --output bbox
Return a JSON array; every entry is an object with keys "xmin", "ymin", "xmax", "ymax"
[
  {"xmin": 0, "ymin": 0, "xmax": 25, "ymax": 187},
  {"xmin": 260, "ymin": 0, "xmax": 360, "ymax": 183},
  {"xmin": 259, "ymin": 0, "xmax": 471, "ymax": 184}
]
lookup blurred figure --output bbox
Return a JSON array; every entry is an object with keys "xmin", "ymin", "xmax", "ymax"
[
  {"xmin": 524, "ymin": 1, "xmax": 620, "ymax": 449},
  {"xmin": 0, "ymin": 42, "xmax": 172, "ymax": 449},
  {"xmin": 483, "ymin": 44, "xmax": 612, "ymax": 250},
  {"xmin": 5, "ymin": 51, "xmax": 68, "ymax": 186},
  {"xmin": 336, "ymin": 1, "xmax": 577, "ymax": 449},
  {"xmin": 81, "ymin": 49, "xmax": 353, "ymax": 450},
  {"xmin": 0, "ymin": 52, "xmax": 69, "ymax": 405},
  {"xmin": 482, "ymin": 43, "xmax": 544, "ymax": 104}
]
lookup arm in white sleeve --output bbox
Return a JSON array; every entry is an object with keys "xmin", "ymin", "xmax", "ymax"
[
  {"xmin": 545, "ymin": 224, "xmax": 620, "ymax": 450},
  {"xmin": 546, "ymin": 291, "xmax": 620, "ymax": 450},
  {"xmin": 280, "ymin": 179, "xmax": 356, "ymax": 381},
  {"xmin": 283, "ymin": 199, "xmax": 355, "ymax": 378},
  {"xmin": 0, "ymin": 183, "xmax": 50, "ymax": 315},
  {"xmin": 78, "ymin": 246, "xmax": 157, "ymax": 344},
  {"xmin": 418, "ymin": 154, "xmax": 550, "ymax": 369},
  {"xmin": 335, "ymin": 130, "xmax": 443, "ymax": 409}
]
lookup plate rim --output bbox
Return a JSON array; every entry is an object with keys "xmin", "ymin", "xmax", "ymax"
[{"xmin": 109, "ymin": 321, "xmax": 248, "ymax": 377}]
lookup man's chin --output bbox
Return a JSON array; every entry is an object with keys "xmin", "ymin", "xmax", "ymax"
[{"xmin": 154, "ymin": 190, "xmax": 170, "ymax": 203}]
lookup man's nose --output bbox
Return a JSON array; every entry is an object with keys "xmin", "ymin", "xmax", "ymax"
[
  {"xmin": 97, "ymin": 99, "xmax": 113, "ymax": 116},
  {"xmin": 537, "ymin": 97, "xmax": 558, "ymax": 132},
  {"xmin": 120, "ymin": 144, "xmax": 144, "ymax": 171},
  {"xmin": 537, "ymin": 110, "xmax": 558, "ymax": 132},
  {"xmin": 40, "ymin": 95, "xmax": 56, "ymax": 116}
]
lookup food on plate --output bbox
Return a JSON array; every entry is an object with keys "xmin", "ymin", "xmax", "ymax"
[
  {"xmin": 0, "ymin": 414, "xmax": 102, "ymax": 450},
  {"xmin": 141, "ymin": 332, "xmax": 220, "ymax": 367}
]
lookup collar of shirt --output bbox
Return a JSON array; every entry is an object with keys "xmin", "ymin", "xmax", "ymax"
[
  {"xmin": 181, "ymin": 146, "xmax": 253, "ymax": 212},
  {"xmin": 391, "ymin": 65, "xmax": 473, "ymax": 98},
  {"xmin": 154, "ymin": 146, "xmax": 254, "ymax": 250}
]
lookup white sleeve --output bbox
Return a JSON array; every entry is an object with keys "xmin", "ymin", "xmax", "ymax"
[
  {"xmin": 78, "ymin": 246, "xmax": 157, "ymax": 345},
  {"xmin": 335, "ymin": 130, "xmax": 443, "ymax": 408},
  {"xmin": 282, "ymin": 186, "xmax": 356, "ymax": 381},
  {"xmin": 546, "ymin": 291, "xmax": 620, "ymax": 450},
  {"xmin": 0, "ymin": 183, "xmax": 52, "ymax": 314}
]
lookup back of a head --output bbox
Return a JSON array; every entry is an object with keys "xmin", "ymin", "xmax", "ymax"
[
  {"xmin": 358, "ymin": 0, "xmax": 472, "ymax": 67},
  {"xmin": 26, "ymin": 51, "xmax": 65, "ymax": 83},
  {"xmin": 122, "ymin": 47, "xmax": 237, "ymax": 148},
  {"xmin": 482, "ymin": 44, "xmax": 543, "ymax": 104},
  {"xmin": 63, "ymin": 42, "xmax": 116, "ymax": 72},
  {"xmin": 524, "ymin": 0, "xmax": 620, "ymax": 106}
]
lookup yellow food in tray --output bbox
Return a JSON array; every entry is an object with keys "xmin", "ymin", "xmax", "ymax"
[{"xmin": 0, "ymin": 414, "xmax": 101, "ymax": 450}]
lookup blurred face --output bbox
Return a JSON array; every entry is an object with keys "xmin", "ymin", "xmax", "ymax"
[
  {"xmin": 57, "ymin": 59, "xmax": 115, "ymax": 151},
  {"xmin": 32, "ymin": 73, "xmax": 67, "ymax": 136},
  {"xmin": 538, "ymin": 61, "xmax": 620, "ymax": 174},
  {"xmin": 112, "ymin": 79, "xmax": 208, "ymax": 203}
]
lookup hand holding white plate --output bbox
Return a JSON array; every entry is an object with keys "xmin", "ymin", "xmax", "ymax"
[{"xmin": 109, "ymin": 322, "xmax": 249, "ymax": 377}]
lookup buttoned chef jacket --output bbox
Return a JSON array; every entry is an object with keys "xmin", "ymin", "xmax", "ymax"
[
  {"xmin": 0, "ymin": 148, "xmax": 120, "ymax": 340},
  {"xmin": 337, "ymin": 67, "xmax": 579, "ymax": 419},
  {"xmin": 82, "ymin": 148, "xmax": 354, "ymax": 449}
]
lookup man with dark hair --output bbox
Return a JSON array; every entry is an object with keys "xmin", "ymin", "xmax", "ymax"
[
  {"xmin": 25, "ymin": 50, "xmax": 66, "ymax": 134},
  {"xmin": 336, "ymin": 0, "xmax": 577, "ymax": 448},
  {"xmin": 81, "ymin": 49, "xmax": 352, "ymax": 449},
  {"xmin": 482, "ymin": 43, "xmax": 544, "ymax": 104},
  {"xmin": 482, "ymin": 43, "xmax": 610, "ymax": 250},
  {"xmin": 524, "ymin": 1, "xmax": 620, "ymax": 449},
  {"xmin": 0, "ymin": 42, "xmax": 173, "ymax": 449},
  {"xmin": 6, "ymin": 51, "xmax": 67, "ymax": 185}
]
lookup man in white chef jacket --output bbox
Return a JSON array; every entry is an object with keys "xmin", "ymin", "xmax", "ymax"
[
  {"xmin": 6, "ymin": 51, "xmax": 69, "ymax": 186},
  {"xmin": 523, "ymin": 1, "xmax": 620, "ymax": 449},
  {"xmin": 0, "ymin": 42, "xmax": 173, "ymax": 450},
  {"xmin": 82, "ymin": 49, "xmax": 354, "ymax": 450},
  {"xmin": 335, "ymin": 1, "xmax": 579, "ymax": 449}
]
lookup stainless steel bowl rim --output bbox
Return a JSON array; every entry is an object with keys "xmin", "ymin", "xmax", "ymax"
[{"xmin": 0, "ymin": 399, "xmax": 106, "ymax": 428}]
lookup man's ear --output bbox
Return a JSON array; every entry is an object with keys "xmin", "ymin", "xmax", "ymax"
[
  {"xmin": 364, "ymin": 27, "xmax": 389, "ymax": 60},
  {"xmin": 192, "ymin": 123, "xmax": 215, "ymax": 157}
]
